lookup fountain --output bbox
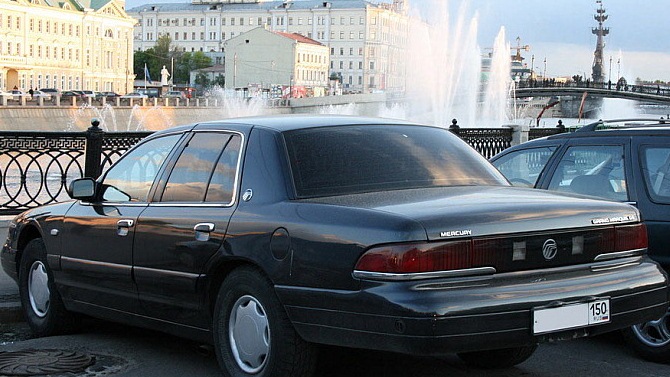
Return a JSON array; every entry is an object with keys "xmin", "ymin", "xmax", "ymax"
[{"xmin": 401, "ymin": 0, "xmax": 512, "ymax": 128}]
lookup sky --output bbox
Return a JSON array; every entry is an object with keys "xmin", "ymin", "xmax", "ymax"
[{"xmin": 123, "ymin": 0, "xmax": 670, "ymax": 82}]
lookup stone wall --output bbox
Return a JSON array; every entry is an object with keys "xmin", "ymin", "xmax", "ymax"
[{"xmin": 0, "ymin": 106, "xmax": 290, "ymax": 132}]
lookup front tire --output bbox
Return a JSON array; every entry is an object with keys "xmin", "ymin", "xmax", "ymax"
[
  {"xmin": 622, "ymin": 309, "xmax": 670, "ymax": 364},
  {"xmin": 457, "ymin": 345, "xmax": 537, "ymax": 369},
  {"xmin": 213, "ymin": 267, "xmax": 317, "ymax": 377},
  {"xmin": 18, "ymin": 238, "xmax": 75, "ymax": 337}
]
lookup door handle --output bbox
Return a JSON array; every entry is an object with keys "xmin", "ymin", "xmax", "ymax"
[
  {"xmin": 117, "ymin": 219, "xmax": 134, "ymax": 236},
  {"xmin": 194, "ymin": 223, "xmax": 215, "ymax": 242}
]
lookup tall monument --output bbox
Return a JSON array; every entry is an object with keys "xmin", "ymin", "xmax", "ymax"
[{"xmin": 591, "ymin": 0, "xmax": 609, "ymax": 83}]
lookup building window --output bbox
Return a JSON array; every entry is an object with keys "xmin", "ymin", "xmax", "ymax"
[
  {"xmin": 298, "ymin": 18, "xmax": 303, "ymax": 25},
  {"xmin": 370, "ymin": 61, "xmax": 375, "ymax": 70},
  {"xmin": 174, "ymin": 32, "xmax": 178, "ymax": 40},
  {"xmin": 231, "ymin": 18, "xmax": 235, "ymax": 26},
  {"xmin": 359, "ymin": 61, "xmax": 363, "ymax": 69},
  {"xmin": 192, "ymin": 32, "xmax": 196, "ymax": 40},
  {"xmin": 339, "ymin": 48, "xmax": 344, "ymax": 55},
  {"xmin": 250, "ymin": 17, "xmax": 254, "ymax": 25},
  {"xmin": 258, "ymin": 17, "xmax": 263, "ymax": 25},
  {"xmin": 289, "ymin": 17, "xmax": 293, "ymax": 25},
  {"xmin": 349, "ymin": 48, "xmax": 353, "ymax": 55},
  {"xmin": 339, "ymin": 61, "xmax": 343, "ymax": 69},
  {"xmin": 349, "ymin": 61, "xmax": 353, "ymax": 69}
]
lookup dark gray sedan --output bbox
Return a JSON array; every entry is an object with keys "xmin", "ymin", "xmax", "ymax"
[{"xmin": 2, "ymin": 115, "xmax": 668, "ymax": 376}]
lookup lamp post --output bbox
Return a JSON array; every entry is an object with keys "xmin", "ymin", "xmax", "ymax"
[
  {"xmin": 543, "ymin": 57, "xmax": 547, "ymax": 80},
  {"xmin": 530, "ymin": 54, "xmax": 535, "ymax": 78},
  {"xmin": 608, "ymin": 56, "xmax": 612, "ymax": 83},
  {"xmin": 617, "ymin": 58, "xmax": 621, "ymax": 81}
]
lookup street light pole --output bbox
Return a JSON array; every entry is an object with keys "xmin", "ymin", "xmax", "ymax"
[
  {"xmin": 543, "ymin": 57, "xmax": 547, "ymax": 79},
  {"xmin": 608, "ymin": 56, "xmax": 612, "ymax": 83},
  {"xmin": 617, "ymin": 58, "xmax": 621, "ymax": 81}
]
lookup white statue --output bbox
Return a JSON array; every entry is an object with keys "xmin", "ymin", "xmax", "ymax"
[{"xmin": 160, "ymin": 65, "xmax": 170, "ymax": 86}]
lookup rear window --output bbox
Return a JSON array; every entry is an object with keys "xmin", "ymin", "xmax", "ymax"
[{"xmin": 283, "ymin": 125, "xmax": 507, "ymax": 198}]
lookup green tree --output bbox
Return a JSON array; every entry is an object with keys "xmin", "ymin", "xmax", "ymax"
[
  {"xmin": 195, "ymin": 72, "xmax": 211, "ymax": 88},
  {"xmin": 175, "ymin": 51, "xmax": 213, "ymax": 84},
  {"xmin": 133, "ymin": 35, "xmax": 186, "ymax": 84},
  {"xmin": 212, "ymin": 74, "xmax": 225, "ymax": 87}
]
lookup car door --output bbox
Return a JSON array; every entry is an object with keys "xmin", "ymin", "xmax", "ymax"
[
  {"xmin": 539, "ymin": 137, "xmax": 634, "ymax": 203},
  {"xmin": 133, "ymin": 130, "xmax": 244, "ymax": 327},
  {"xmin": 60, "ymin": 133, "xmax": 183, "ymax": 312},
  {"xmin": 634, "ymin": 137, "xmax": 670, "ymax": 266}
]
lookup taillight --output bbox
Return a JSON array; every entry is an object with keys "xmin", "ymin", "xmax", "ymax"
[
  {"xmin": 354, "ymin": 223, "xmax": 648, "ymax": 278},
  {"xmin": 354, "ymin": 240, "xmax": 471, "ymax": 273},
  {"xmin": 614, "ymin": 223, "xmax": 648, "ymax": 251}
]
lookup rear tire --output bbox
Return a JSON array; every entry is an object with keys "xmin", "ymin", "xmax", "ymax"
[
  {"xmin": 213, "ymin": 266, "xmax": 317, "ymax": 377},
  {"xmin": 457, "ymin": 345, "xmax": 537, "ymax": 369},
  {"xmin": 18, "ymin": 238, "xmax": 76, "ymax": 337},
  {"xmin": 621, "ymin": 309, "xmax": 670, "ymax": 364}
]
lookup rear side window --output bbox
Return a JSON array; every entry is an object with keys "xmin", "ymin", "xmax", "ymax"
[
  {"xmin": 493, "ymin": 146, "xmax": 557, "ymax": 187},
  {"xmin": 641, "ymin": 146, "xmax": 670, "ymax": 204},
  {"xmin": 283, "ymin": 125, "xmax": 507, "ymax": 198},
  {"xmin": 161, "ymin": 132, "xmax": 241, "ymax": 203},
  {"xmin": 547, "ymin": 145, "xmax": 628, "ymax": 201}
]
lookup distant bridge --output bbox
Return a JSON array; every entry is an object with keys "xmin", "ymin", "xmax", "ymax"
[{"xmin": 514, "ymin": 83, "xmax": 670, "ymax": 104}]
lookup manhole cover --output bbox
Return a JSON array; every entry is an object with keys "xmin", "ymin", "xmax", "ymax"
[{"xmin": 0, "ymin": 349, "xmax": 94, "ymax": 376}]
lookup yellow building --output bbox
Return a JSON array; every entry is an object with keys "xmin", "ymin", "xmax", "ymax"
[{"xmin": 0, "ymin": 0, "xmax": 136, "ymax": 93}]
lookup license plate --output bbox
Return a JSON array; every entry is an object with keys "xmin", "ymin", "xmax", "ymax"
[{"xmin": 533, "ymin": 299, "xmax": 610, "ymax": 334}]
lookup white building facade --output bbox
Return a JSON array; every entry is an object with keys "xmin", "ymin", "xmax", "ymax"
[
  {"xmin": 128, "ymin": 0, "xmax": 408, "ymax": 94},
  {"xmin": 0, "ymin": 0, "xmax": 136, "ymax": 93},
  {"xmin": 224, "ymin": 27, "xmax": 329, "ymax": 96}
]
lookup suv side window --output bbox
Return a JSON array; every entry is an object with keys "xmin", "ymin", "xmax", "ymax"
[
  {"xmin": 548, "ymin": 145, "xmax": 628, "ymax": 201},
  {"xmin": 641, "ymin": 146, "xmax": 670, "ymax": 204},
  {"xmin": 160, "ymin": 132, "xmax": 241, "ymax": 203},
  {"xmin": 493, "ymin": 146, "xmax": 557, "ymax": 187},
  {"xmin": 101, "ymin": 134, "xmax": 181, "ymax": 202}
]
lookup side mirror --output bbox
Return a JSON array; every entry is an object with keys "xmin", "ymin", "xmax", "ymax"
[{"xmin": 68, "ymin": 178, "xmax": 96, "ymax": 201}]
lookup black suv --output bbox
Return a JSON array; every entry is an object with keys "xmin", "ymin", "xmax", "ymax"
[{"xmin": 491, "ymin": 118, "xmax": 670, "ymax": 362}]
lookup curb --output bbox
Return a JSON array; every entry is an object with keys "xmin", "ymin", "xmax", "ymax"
[{"xmin": 0, "ymin": 301, "xmax": 23, "ymax": 323}]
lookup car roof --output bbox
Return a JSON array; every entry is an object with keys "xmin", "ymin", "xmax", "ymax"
[{"xmin": 190, "ymin": 114, "xmax": 425, "ymax": 132}]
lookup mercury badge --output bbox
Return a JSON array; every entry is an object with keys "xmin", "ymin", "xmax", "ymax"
[
  {"xmin": 542, "ymin": 239, "xmax": 558, "ymax": 260},
  {"xmin": 440, "ymin": 229, "xmax": 472, "ymax": 238}
]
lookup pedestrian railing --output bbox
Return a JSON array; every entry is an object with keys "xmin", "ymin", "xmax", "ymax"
[{"xmin": 0, "ymin": 120, "xmax": 151, "ymax": 215}]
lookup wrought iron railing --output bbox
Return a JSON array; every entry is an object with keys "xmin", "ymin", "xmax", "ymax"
[
  {"xmin": 529, "ymin": 127, "xmax": 564, "ymax": 140},
  {"xmin": 0, "ymin": 122, "xmax": 151, "ymax": 215},
  {"xmin": 450, "ymin": 127, "xmax": 514, "ymax": 159}
]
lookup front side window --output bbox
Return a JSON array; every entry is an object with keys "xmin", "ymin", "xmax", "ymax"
[
  {"xmin": 548, "ymin": 145, "xmax": 627, "ymax": 201},
  {"xmin": 101, "ymin": 134, "xmax": 181, "ymax": 202},
  {"xmin": 161, "ymin": 132, "xmax": 242, "ymax": 203},
  {"xmin": 640, "ymin": 145, "xmax": 670, "ymax": 204},
  {"xmin": 493, "ymin": 146, "xmax": 557, "ymax": 187},
  {"xmin": 284, "ymin": 125, "xmax": 507, "ymax": 198}
]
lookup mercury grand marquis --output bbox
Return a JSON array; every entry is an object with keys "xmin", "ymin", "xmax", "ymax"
[{"xmin": 2, "ymin": 115, "xmax": 668, "ymax": 376}]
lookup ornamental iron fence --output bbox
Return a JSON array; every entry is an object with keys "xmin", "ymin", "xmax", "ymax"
[{"xmin": 0, "ymin": 121, "xmax": 151, "ymax": 215}]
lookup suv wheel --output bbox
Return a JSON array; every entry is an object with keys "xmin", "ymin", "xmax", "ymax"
[{"xmin": 622, "ymin": 309, "xmax": 670, "ymax": 363}]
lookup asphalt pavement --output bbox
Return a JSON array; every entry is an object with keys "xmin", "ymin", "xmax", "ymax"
[{"xmin": 0, "ymin": 215, "xmax": 22, "ymax": 323}]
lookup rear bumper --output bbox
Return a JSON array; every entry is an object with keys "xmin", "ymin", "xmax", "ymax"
[{"xmin": 276, "ymin": 257, "xmax": 669, "ymax": 355}]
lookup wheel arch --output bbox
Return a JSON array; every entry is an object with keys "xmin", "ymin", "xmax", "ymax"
[
  {"xmin": 14, "ymin": 223, "xmax": 43, "ymax": 274},
  {"xmin": 206, "ymin": 259, "xmax": 269, "ymax": 318}
]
